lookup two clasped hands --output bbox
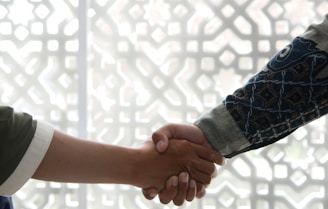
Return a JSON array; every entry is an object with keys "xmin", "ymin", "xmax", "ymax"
[{"xmin": 140, "ymin": 123, "xmax": 225, "ymax": 206}]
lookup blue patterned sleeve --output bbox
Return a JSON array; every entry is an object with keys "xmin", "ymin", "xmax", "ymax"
[{"xmin": 195, "ymin": 15, "xmax": 328, "ymax": 157}]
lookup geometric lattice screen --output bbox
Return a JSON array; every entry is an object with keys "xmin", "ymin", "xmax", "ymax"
[{"xmin": 0, "ymin": 0, "xmax": 327, "ymax": 208}]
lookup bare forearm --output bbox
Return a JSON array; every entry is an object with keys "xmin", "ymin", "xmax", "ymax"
[
  {"xmin": 32, "ymin": 130, "xmax": 137, "ymax": 186},
  {"xmin": 32, "ymin": 130, "xmax": 221, "ymax": 191}
]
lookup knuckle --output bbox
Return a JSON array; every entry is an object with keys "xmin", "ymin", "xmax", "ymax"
[
  {"xmin": 151, "ymin": 131, "xmax": 161, "ymax": 140},
  {"xmin": 210, "ymin": 152, "xmax": 217, "ymax": 161},
  {"xmin": 204, "ymin": 175, "xmax": 211, "ymax": 185},
  {"xmin": 184, "ymin": 159, "xmax": 194, "ymax": 171}
]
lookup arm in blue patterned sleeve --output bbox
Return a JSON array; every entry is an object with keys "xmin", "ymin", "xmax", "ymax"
[{"xmin": 195, "ymin": 15, "xmax": 328, "ymax": 158}]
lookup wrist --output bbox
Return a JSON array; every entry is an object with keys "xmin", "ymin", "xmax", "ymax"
[
  {"xmin": 100, "ymin": 145, "xmax": 137, "ymax": 186},
  {"xmin": 125, "ymin": 148, "xmax": 142, "ymax": 187},
  {"xmin": 128, "ymin": 147, "xmax": 151, "ymax": 188}
]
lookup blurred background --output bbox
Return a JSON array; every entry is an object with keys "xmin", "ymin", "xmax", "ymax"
[{"xmin": 0, "ymin": 0, "xmax": 328, "ymax": 208}]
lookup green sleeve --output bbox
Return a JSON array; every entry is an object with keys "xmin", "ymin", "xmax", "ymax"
[{"xmin": 0, "ymin": 106, "xmax": 37, "ymax": 185}]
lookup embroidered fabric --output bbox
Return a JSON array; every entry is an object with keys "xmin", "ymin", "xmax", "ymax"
[{"xmin": 225, "ymin": 37, "xmax": 328, "ymax": 148}]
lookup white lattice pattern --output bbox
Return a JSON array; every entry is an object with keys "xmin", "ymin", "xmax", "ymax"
[{"xmin": 0, "ymin": 0, "xmax": 327, "ymax": 208}]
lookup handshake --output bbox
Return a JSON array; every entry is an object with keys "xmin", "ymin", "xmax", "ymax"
[
  {"xmin": 137, "ymin": 123, "xmax": 225, "ymax": 206},
  {"xmin": 30, "ymin": 123, "xmax": 225, "ymax": 206}
]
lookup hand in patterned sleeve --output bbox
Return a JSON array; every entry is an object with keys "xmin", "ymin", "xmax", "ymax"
[{"xmin": 142, "ymin": 16, "xmax": 328, "ymax": 204}]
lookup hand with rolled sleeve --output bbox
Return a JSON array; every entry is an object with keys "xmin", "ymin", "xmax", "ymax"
[
  {"xmin": 143, "ymin": 13, "xmax": 328, "ymax": 205},
  {"xmin": 0, "ymin": 106, "xmax": 224, "ymax": 208}
]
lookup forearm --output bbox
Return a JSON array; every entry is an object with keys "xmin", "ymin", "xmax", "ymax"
[
  {"xmin": 32, "ymin": 130, "xmax": 137, "ymax": 186},
  {"xmin": 196, "ymin": 14, "xmax": 328, "ymax": 157},
  {"xmin": 32, "ymin": 131, "xmax": 219, "ymax": 190}
]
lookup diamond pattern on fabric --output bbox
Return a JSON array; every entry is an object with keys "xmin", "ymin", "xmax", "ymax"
[{"xmin": 225, "ymin": 37, "xmax": 328, "ymax": 147}]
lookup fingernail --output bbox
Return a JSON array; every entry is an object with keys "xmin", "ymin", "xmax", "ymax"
[
  {"xmin": 172, "ymin": 177, "xmax": 178, "ymax": 187},
  {"xmin": 156, "ymin": 141, "xmax": 164, "ymax": 151},
  {"xmin": 181, "ymin": 173, "xmax": 189, "ymax": 183},
  {"xmin": 149, "ymin": 191, "xmax": 157, "ymax": 198},
  {"xmin": 190, "ymin": 180, "xmax": 196, "ymax": 188}
]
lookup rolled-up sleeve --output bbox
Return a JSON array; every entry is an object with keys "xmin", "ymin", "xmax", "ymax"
[{"xmin": 0, "ymin": 107, "xmax": 54, "ymax": 196}]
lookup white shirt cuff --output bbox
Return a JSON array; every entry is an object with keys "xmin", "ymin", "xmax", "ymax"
[{"xmin": 0, "ymin": 121, "xmax": 54, "ymax": 196}]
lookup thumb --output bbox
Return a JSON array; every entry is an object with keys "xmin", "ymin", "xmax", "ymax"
[
  {"xmin": 152, "ymin": 123, "xmax": 209, "ymax": 152},
  {"xmin": 152, "ymin": 128, "xmax": 171, "ymax": 153}
]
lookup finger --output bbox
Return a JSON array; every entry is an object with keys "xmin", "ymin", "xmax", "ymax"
[
  {"xmin": 142, "ymin": 188, "xmax": 158, "ymax": 200},
  {"xmin": 173, "ymin": 172, "xmax": 189, "ymax": 206},
  {"xmin": 196, "ymin": 184, "xmax": 206, "ymax": 199},
  {"xmin": 186, "ymin": 167, "xmax": 210, "ymax": 185},
  {"xmin": 152, "ymin": 127, "xmax": 172, "ymax": 153},
  {"xmin": 152, "ymin": 123, "xmax": 208, "ymax": 152},
  {"xmin": 194, "ymin": 159, "xmax": 217, "ymax": 175},
  {"xmin": 157, "ymin": 124, "xmax": 208, "ymax": 145},
  {"xmin": 184, "ymin": 158, "xmax": 215, "ymax": 185},
  {"xmin": 195, "ymin": 161, "xmax": 219, "ymax": 178},
  {"xmin": 192, "ymin": 143, "xmax": 226, "ymax": 165},
  {"xmin": 186, "ymin": 179, "xmax": 197, "ymax": 202},
  {"xmin": 171, "ymin": 124, "xmax": 208, "ymax": 145},
  {"xmin": 158, "ymin": 176, "xmax": 178, "ymax": 204},
  {"xmin": 196, "ymin": 183, "xmax": 203, "ymax": 195}
]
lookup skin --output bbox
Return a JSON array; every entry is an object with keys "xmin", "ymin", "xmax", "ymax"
[
  {"xmin": 142, "ymin": 123, "xmax": 224, "ymax": 205},
  {"xmin": 32, "ymin": 130, "xmax": 224, "ymax": 191}
]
